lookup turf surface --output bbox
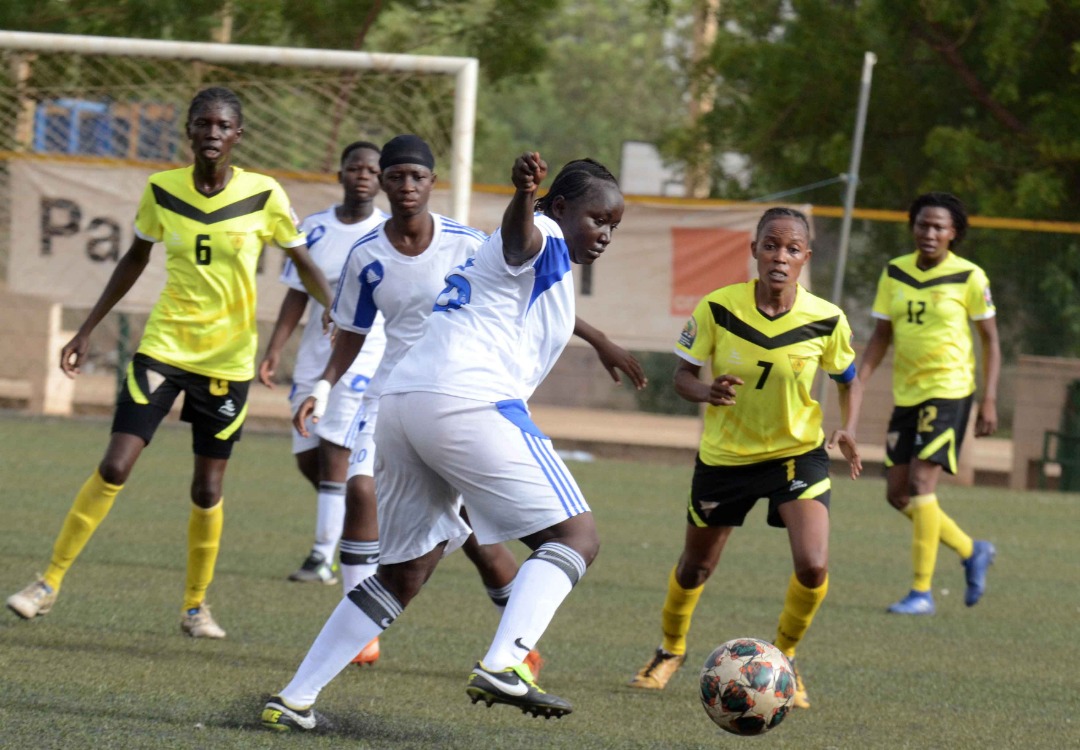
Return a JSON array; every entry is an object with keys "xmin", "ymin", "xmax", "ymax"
[{"xmin": 1, "ymin": 413, "xmax": 1077, "ymax": 748}]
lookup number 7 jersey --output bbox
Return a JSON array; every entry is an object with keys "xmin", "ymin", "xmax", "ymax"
[
  {"xmin": 871, "ymin": 251, "xmax": 995, "ymax": 407},
  {"xmin": 675, "ymin": 280, "xmax": 856, "ymax": 466}
]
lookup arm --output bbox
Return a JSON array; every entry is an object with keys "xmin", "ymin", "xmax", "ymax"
[
  {"xmin": 292, "ymin": 328, "xmax": 367, "ymax": 437},
  {"xmin": 60, "ymin": 237, "xmax": 153, "ymax": 378},
  {"xmin": 573, "ymin": 317, "xmax": 647, "ymax": 390},
  {"xmin": 502, "ymin": 152, "xmax": 548, "ymax": 266},
  {"xmin": 857, "ymin": 318, "xmax": 892, "ymax": 385},
  {"xmin": 258, "ymin": 288, "xmax": 309, "ymax": 388},
  {"xmin": 828, "ymin": 376, "xmax": 863, "ymax": 479},
  {"xmin": 973, "ymin": 316, "xmax": 1001, "ymax": 436},
  {"xmin": 282, "ymin": 244, "xmax": 333, "ymax": 309},
  {"xmin": 673, "ymin": 358, "xmax": 743, "ymax": 406}
]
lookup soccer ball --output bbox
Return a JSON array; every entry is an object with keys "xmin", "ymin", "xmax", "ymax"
[{"xmin": 699, "ymin": 638, "xmax": 796, "ymax": 736}]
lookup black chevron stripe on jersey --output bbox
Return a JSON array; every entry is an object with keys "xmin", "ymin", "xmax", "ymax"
[
  {"xmin": 709, "ymin": 302, "xmax": 838, "ymax": 349},
  {"xmin": 151, "ymin": 185, "xmax": 272, "ymax": 225},
  {"xmin": 887, "ymin": 265, "xmax": 972, "ymax": 289}
]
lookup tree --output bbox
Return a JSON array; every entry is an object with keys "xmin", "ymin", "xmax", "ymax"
[{"xmin": 665, "ymin": 0, "xmax": 1080, "ymax": 356}]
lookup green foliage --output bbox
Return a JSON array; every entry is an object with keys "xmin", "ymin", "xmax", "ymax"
[{"xmin": 2, "ymin": 414, "xmax": 1078, "ymax": 747}]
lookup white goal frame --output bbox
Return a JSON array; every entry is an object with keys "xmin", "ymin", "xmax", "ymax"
[{"xmin": 0, "ymin": 30, "xmax": 478, "ymax": 222}]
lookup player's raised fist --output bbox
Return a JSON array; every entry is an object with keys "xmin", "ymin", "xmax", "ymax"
[{"xmin": 512, "ymin": 152, "xmax": 547, "ymax": 192}]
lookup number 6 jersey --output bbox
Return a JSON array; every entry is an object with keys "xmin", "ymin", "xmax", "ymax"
[
  {"xmin": 871, "ymin": 250, "xmax": 995, "ymax": 407},
  {"xmin": 675, "ymin": 280, "xmax": 856, "ymax": 466},
  {"xmin": 133, "ymin": 165, "xmax": 307, "ymax": 381}
]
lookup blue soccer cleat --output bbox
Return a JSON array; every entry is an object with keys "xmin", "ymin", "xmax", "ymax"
[
  {"xmin": 962, "ymin": 540, "xmax": 996, "ymax": 607},
  {"xmin": 887, "ymin": 589, "xmax": 935, "ymax": 615}
]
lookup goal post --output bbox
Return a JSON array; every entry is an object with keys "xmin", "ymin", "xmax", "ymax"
[{"xmin": 0, "ymin": 30, "xmax": 478, "ymax": 221}]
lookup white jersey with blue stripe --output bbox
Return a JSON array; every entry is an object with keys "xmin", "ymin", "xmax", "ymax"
[
  {"xmin": 330, "ymin": 212, "xmax": 487, "ymax": 403},
  {"xmin": 383, "ymin": 214, "xmax": 576, "ymax": 403},
  {"xmin": 282, "ymin": 206, "xmax": 389, "ymax": 387}
]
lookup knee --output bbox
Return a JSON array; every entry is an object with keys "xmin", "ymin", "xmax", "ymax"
[
  {"xmin": 794, "ymin": 561, "xmax": 828, "ymax": 589},
  {"xmin": 190, "ymin": 481, "xmax": 222, "ymax": 509},
  {"xmin": 886, "ymin": 489, "xmax": 909, "ymax": 511},
  {"xmin": 676, "ymin": 557, "xmax": 715, "ymax": 589},
  {"xmin": 97, "ymin": 458, "xmax": 132, "ymax": 486}
]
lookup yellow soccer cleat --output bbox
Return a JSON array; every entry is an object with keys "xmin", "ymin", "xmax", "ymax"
[{"xmin": 628, "ymin": 647, "xmax": 686, "ymax": 690}]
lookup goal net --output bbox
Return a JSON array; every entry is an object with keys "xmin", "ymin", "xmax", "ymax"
[{"xmin": 0, "ymin": 30, "xmax": 477, "ymax": 266}]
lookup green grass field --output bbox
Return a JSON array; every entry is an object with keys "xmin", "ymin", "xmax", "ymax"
[{"xmin": 1, "ymin": 413, "xmax": 1078, "ymax": 749}]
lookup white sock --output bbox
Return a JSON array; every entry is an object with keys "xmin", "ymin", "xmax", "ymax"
[
  {"xmin": 278, "ymin": 576, "xmax": 402, "ymax": 708},
  {"xmin": 311, "ymin": 481, "xmax": 346, "ymax": 562},
  {"xmin": 481, "ymin": 543, "xmax": 586, "ymax": 671},
  {"xmin": 338, "ymin": 538, "xmax": 379, "ymax": 594}
]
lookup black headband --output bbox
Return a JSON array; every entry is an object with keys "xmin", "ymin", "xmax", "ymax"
[{"xmin": 380, "ymin": 134, "xmax": 435, "ymax": 171}]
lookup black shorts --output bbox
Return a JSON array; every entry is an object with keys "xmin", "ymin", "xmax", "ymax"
[
  {"xmin": 687, "ymin": 445, "xmax": 831, "ymax": 529},
  {"xmin": 112, "ymin": 353, "xmax": 251, "ymax": 459},
  {"xmin": 885, "ymin": 395, "xmax": 973, "ymax": 475}
]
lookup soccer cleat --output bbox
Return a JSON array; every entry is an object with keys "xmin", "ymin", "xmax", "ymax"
[
  {"xmin": 261, "ymin": 695, "xmax": 319, "ymax": 732},
  {"xmin": 962, "ymin": 540, "xmax": 996, "ymax": 607},
  {"xmin": 351, "ymin": 637, "xmax": 380, "ymax": 666},
  {"xmin": 180, "ymin": 603, "xmax": 226, "ymax": 638},
  {"xmin": 789, "ymin": 658, "xmax": 810, "ymax": 709},
  {"xmin": 7, "ymin": 578, "xmax": 57, "ymax": 620},
  {"xmin": 627, "ymin": 647, "xmax": 686, "ymax": 690},
  {"xmin": 523, "ymin": 648, "xmax": 545, "ymax": 679},
  {"xmin": 466, "ymin": 661, "xmax": 572, "ymax": 718},
  {"xmin": 887, "ymin": 589, "xmax": 936, "ymax": 615},
  {"xmin": 288, "ymin": 551, "xmax": 338, "ymax": 585}
]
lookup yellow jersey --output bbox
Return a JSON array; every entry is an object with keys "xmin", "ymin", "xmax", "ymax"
[
  {"xmin": 871, "ymin": 251, "xmax": 995, "ymax": 406},
  {"xmin": 676, "ymin": 280, "xmax": 856, "ymax": 466},
  {"xmin": 133, "ymin": 166, "xmax": 306, "ymax": 381}
]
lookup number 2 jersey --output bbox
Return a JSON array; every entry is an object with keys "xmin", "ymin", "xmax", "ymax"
[
  {"xmin": 133, "ymin": 165, "xmax": 307, "ymax": 381},
  {"xmin": 676, "ymin": 280, "xmax": 856, "ymax": 466},
  {"xmin": 329, "ymin": 213, "xmax": 487, "ymax": 406},
  {"xmin": 383, "ymin": 214, "xmax": 577, "ymax": 403},
  {"xmin": 871, "ymin": 251, "xmax": 995, "ymax": 407}
]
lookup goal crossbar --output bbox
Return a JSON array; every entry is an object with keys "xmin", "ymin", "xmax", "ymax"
[{"xmin": 0, "ymin": 30, "xmax": 478, "ymax": 221}]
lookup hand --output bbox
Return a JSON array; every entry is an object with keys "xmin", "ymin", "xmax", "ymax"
[
  {"xmin": 258, "ymin": 352, "xmax": 279, "ymax": 388},
  {"xmin": 593, "ymin": 340, "xmax": 648, "ymax": 390},
  {"xmin": 707, "ymin": 374, "xmax": 743, "ymax": 406},
  {"xmin": 975, "ymin": 399, "xmax": 998, "ymax": 437},
  {"xmin": 828, "ymin": 429, "xmax": 862, "ymax": 479},
  {"xmin": 321, "ymin": 307, "xmax": 333, "ymax": 335},
  {"xmin": 512, "ymin": 152, "xmax": 547, "ymax": 193},
  {"xmin": 59, "ymin": 332, "xmax": 91, "ymax": 379},
  {"xmin": 292, "ymin": 396, "xmax": 317, "ymax": 438}
]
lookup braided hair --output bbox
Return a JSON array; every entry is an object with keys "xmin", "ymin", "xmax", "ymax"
[{"xmin": 535, "ymin": 158, "xmax": 619, "ymax": 215}]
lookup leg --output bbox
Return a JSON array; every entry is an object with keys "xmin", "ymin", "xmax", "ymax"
[
  {"xmin": 774, "ymin": 497, "xmax": 830, "ymax": 710},
  {"xmin": 338, "ymin": 414, "xmax": 380, "ymax": 593},
  {"xmin": 294, "ymin": 448, "xmax": 320, "ymax": 489},
  {"xmin": 181, "ymin": 454, "xmax": 228, "ymax": 638},
  {"xmin": 289, "ymin": 440, "xmax": 348, "ymax": 585},
  {"xmin": 269, "ymin": 548, "xmax": 443, "ymax": 716},
  {"xmin": 50, "ymin": 433, "xmax": 146, "ymax": 589},
  {"xmin": 628, "ymin": 524, "xmax": 731, "ymax": 690}
]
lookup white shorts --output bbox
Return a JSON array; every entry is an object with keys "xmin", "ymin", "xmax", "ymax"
[
  {"xmin": 374, "ymin": 392, "xmax": 590, "ymax": 565},
  {"xmin": 288, "ymin": 373, "xmax": 370, "ymax": 454},
  {"xmin": 346, "ymin": 401, "xmax": 377, "ymax": 481}
]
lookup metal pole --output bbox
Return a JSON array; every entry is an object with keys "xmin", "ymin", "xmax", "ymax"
[
  {"xmin": 830, "ymin": 51, "xmax": 877, "ymax": 306},
  {"xmin": 820, "ymin": 52, "xmax": 876, "ymax": 419}
]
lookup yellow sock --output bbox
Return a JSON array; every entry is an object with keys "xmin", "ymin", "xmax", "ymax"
[
  {"xmin": 910, "ymin": 493, "xmax": 941, "ymax": 592},
  {"xmin": 43, "ymin": 470, "xmax": 123, "ymax": 591},
  {"xmin": 184, "ymin": 501, "xmax": 223, "ymax": 611},
  {"xmin": 774, "ymin": 573, "xmax": 828, "ymax": 658},
  {"xmin": 902, "ymin": 502, "xmax": 973, "ymax": 559},
  {"xmin": 937, "ymin": 509, "xmax": 974, "ymax": 560},
  {"xmin": 660, "ymin": 566, "xmax": 704, "ymax": 656}
]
